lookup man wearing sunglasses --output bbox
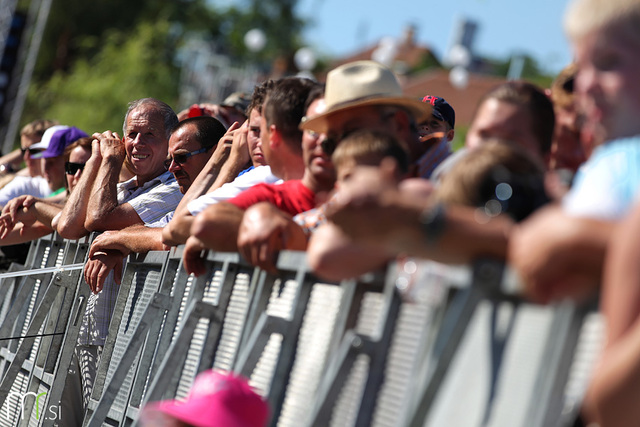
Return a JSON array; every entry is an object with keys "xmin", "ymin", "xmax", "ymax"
[
  {"xmin": 224, "ymin": 61, "xmax": 439, "ymax": 274},
  {"xmin": 0, "ymin": 125, "xmax": 88, "ymax": 214},
  {"xmin": 165, "ymin": 117, "xmax": 222, "ymax": 194},
  {"xmin": 81, "ymin": 116, "xmax": 227, "ymax": 294},
  {"xmin": 162, "ymin": 79, "xmax": 280, "ymax": 247},
  {"xmin": 176, "ymin": 77, "xmax": 323, "ymax": 275},
  {"xmin": 0, "ymin": 120, "xmax": 59, "ymax": 208}
]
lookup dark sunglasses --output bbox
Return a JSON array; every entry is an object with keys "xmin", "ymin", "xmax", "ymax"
[
  {"xmin": 65, "ymin": 161, "xmax": 85, "ymax": 175},
  {"xmin": 164, "ymin": 146, "xmax": 211, "ymax": 169},
  {"xmin": 21, "ymin": 147, "xmax": 43, "ymax": 157},
  {"xmin": 321, "ymin": 129, "xmax": 357, "ymax": 157},
  {"xmin": 321, "ymin": 137, "xmax": 338, "ymax": 157}
]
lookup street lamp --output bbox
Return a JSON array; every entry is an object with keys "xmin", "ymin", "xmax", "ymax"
[
  {"xmin": 244, "ymin": 28, "xmax": 266, "ymax": 53},
  {"xmin": 294, "ymin": 47, "xmax": 316, "ymax": 80}
]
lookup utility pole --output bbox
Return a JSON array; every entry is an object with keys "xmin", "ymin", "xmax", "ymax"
[{"xmin": 0, "ymin": 0, "xmax": 52, "ymax": 154}]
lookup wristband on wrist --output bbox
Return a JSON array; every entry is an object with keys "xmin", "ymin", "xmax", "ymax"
[{"xmin": 419, "ymin": 202, "xmax": 447, "ymax": 245}]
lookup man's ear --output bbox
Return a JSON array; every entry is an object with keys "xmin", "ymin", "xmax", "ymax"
[
  {"xmin": 268, "ymin": 124, "xmax": 281, "ymax": 149},
  {"xmin": 393, "ymin": 109, "xmax": 411, "ymax": 134},
  {"xmin": 446, "ymin": 129, "xmax": 455, "ymax": 142}
]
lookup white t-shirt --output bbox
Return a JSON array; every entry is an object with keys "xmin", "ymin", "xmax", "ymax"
[
  {"xmin": 0, "ymin": 176, "xmax": 51, "ymax": 207},
  {"xmin": 563, "ymin": 136, "xmax": 640, "ymax": 220},
  {"xmin": 187, "ymin": 165, "xmax": 281, "ymax": 215}
]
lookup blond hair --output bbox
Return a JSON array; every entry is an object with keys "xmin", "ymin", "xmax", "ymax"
[
  {"xmin": 551, "ymin": 63, "xmax": 577, "ymax": 110},
  {"xmin": 331, "ymin": 129, "xmax": 410, "ymax": 175},
  {"xmin": 565, "ymin": 0, "xmax": 640, "ymax": 42},
  {"xmin": 20, "ymin": 119, "xmax": 58, "ymax": 140}
]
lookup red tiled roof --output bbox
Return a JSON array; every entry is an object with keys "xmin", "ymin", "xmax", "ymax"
[{"xmin": 402, "ymin": 69, "xmax": 508, "ymax": 127}]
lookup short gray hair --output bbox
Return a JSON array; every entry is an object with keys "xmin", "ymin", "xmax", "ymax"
[{"xmin": 123, "ymin": 98, "xmax": 178, "ymax": 140}]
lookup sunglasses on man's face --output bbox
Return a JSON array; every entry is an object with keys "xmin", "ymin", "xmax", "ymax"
[
  {"xmin": 21, "ymin": 147, "xmax": 43, "ymax": 157},
  {"xmin": 164, "ymin": 147, "xmax": 210, "ymax": 170},
  {"xmin": 65, "ymin": 162, "xmax": 85, "ymax": 175}
]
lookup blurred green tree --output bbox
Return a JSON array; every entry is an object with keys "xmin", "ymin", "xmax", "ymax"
[
  {"xmin": 25, "ymin": 22, "xmax": 179, "ymax": 133},
  {"xmin": 19, "ymin": 0, "xmax": 306, "ymax": 140}
]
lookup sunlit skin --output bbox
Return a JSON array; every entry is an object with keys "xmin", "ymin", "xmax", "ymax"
[
  {"xmin": 550, "ymin": 104, "xmax": 586, "ymax": 172},
  {"xmin": 66, "ymin": 146, "xmax": 92, "ymax": 193},
  {"xmin": 466, "ymin": 98, "xmax": 543, "ymax": 161},
  {"xmin": 166, "ymin": 123, "xmax": 212, "ymax": 194},
  {"xmin": 124, "ymin": 105, "xmax": 169, "ymax": 183},
  {"xmin": 418, "ymin": 117, "xmax": 454, "ymax": 142},
  {"xmin": 258, "ymin": 109, "xmax": 277, "ymax": 174},
  {"xmin": 43, "ymin": 156, "xmax": 66, "ymax": 192},
  {"xmin": 301, "ymin": 98, "xmax": 335, "ymax": 191},
  {"xmin": 21, "ymin": 134, "xmax": 42, "ymax": 177},
  {"xmin": 574, "ymin": 25, "xmax": 640, "ymax": 141},
  {"xmin": 248, "ymin": 108, "xmax": 267, "ymax": 167}
]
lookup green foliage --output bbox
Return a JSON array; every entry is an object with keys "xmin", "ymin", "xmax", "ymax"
[
  {"xmin": 34, "ymin": 0, "xmax": 214, "ymax": 78},
  {"xmin": 451, "ymin": 124, "xmax": 468, "ymax": 152},
  {"xmin": 212, "ymin": 0, "xmax": 307, "ymax": 68},
  {"xmin": 25, "ymin": 22, "xmax": 180, "ymax": 133},
  {"xmin": 20, "ymin": 0, "xmax": 307, "ymax": 134},
  {"xmin": 409, "ymin": 51, "xmax": 442, "ymax": 74},
  {"xmin": 483, "ymin": 53, "xmax": 553, "ymax": 88}
]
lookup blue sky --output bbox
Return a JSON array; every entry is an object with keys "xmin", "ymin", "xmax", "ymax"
[{"xmin": 295, "ymin": 0, "xmax": 574, "ymax": 74}]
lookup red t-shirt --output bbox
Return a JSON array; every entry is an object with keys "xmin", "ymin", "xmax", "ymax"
[{"xmin": 227, "ymin": 180, "xmax": 316, "ymax": 216}]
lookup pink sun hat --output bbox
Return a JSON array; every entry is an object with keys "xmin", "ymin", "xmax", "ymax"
[{"xmin": 142, "ymin": 370, "xmax": 269, "ymax": 427}]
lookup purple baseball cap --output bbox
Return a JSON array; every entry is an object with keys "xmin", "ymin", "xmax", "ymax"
[{"xmin": 31, "ymin": 126, "xmax": 88, "ymax": 159}]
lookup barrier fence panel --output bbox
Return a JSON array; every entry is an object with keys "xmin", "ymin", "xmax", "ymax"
[
  {"xmin": 83, "ymin": 250, "xmax": 171, "ymax": 426},
  {"xmin": 0, "ymin": 234, "xmax": 86, "ymax": 427},
  {"xmin": 134, "ymin": 249, "xmax": 259, "ymax": 423},
  {"xmin": 87, "ymin": 249, "xmax": 259, "ymax": 427},
  {"xmin": 232, "ymin": 251, "xmax": 346, "ymax": 427},
  {"xmin": 0, "ymin": 235, "xmax": 604, "ymax": 427},
  {"xmin": 0, "ymin": 234, "xmax": 60, "ymax": 427},
  {"xmin": 0, "ymin": 263, "xmax": 30, "ymax": 327},
  {"xmin": 406, "ymin": 260, "xmax": 603, "ymax": 427}
]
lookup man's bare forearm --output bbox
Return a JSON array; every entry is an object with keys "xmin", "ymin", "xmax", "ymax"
[
  {"xmin": 191, "ymin": 202, "xmax": 243, "ymax": 252},
  {"xmin": 86, "ymin": 155, "xmax": 120, "ymax": 220},
  {"xmin": 121, "ymin": 226, "xmax": 166, "ymax": 253},
  {"xmin": 164, "ymin": 152, "xmax": 227, "ymax": 246},
  {"xmin": 31, "ymin": 200, "xmax": 64, "ymax": 228},
  {"xmin": 57, "ymin": 155, "xmax": 101, "ymax": 239},
  {"xmin": 210, "ymin": 153, "xmax": 248, "ymax": 190},
  {"xmin": 92, "ymin": 224, "xmax": 166, "ymax": 255},
  {"xmin": 0, "ymin": 222, "xmax": 53, "ymax": 246},
  {"xmin": 163, "ymin": 213, "xmax": 193, "ymax": 246}
]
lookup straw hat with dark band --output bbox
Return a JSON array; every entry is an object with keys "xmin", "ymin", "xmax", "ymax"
[{"xmin": 300, "ymin": 60, "xmax": 432, "ymax": 133}]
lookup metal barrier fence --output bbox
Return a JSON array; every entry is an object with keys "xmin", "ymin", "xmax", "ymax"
[{"xmin": 0, "ymin": 235, "xmax": 604, "ymax": 427}]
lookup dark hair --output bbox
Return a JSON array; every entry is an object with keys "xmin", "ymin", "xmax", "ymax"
[
  {"xmin": 124, "ymin": 98, "xmax": 178, "ymax": 140},
  {"xmin": 170, "ymin": 116, "xmax": 227, "ymax": 150},
  {"xmin": 247, "ymin": 79, "xmax": 276, "ymax": 117},
  {"xmin": 304, "ymin": 84, "xmax": 326, "ymax": 114},
  {"xmin": 332, "ymin": 129, "xmax": 410, "ymax": 175},
  {"xmin": 478, "ymin": 81, "xmax": 555, "ymax": 155},
  {"xmin": 262, "ymin": 77, "xmax": 319, "ymax": 153}
]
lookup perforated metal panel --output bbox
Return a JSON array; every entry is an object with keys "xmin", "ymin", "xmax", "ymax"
[{"xmin": 0, "ymin": 238, "xmax": 603, "ymax": 427}]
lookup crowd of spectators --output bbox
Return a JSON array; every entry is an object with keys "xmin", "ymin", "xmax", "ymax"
[{"xmin": 2, "ymin": 0, "xmax": 640, "ymax": 425}]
